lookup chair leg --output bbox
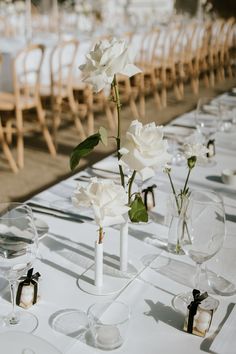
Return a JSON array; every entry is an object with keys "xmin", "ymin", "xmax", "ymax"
[
  {"xmin": 203, "ymin": 72, "xmax": 210, "ymax": 88},
  {"xmin": 87, "ymin": 110, "xmax": 94, "ymax": 136},
  {"xmin": 179, "ymin": 81, "xmax": 184, "ymax": 99},
  {"xmin": 36, "ymin": 101, "xmax": 56, "ymax": 156},
  {"xmin": 68, "ymin": 92, "xmax": 86, "ymax": 140},
  {"xmin": 0, "ymin": 121, "xmax": 18, "ymax": 173},
  {"xmin": 161, "ymin": 87, "xmax": 167, "ymax": 108},
  {"xmin": 193, "ymin": 78, "xmax": 199, "ymax": 95},
  {"xmin": 105, "ymin": 104, "xmax": 116, "ymax": 133},
  {"xmin": 129, "ymin": 97, "xmax": 139, "ymax": 119},
  {"xmin": 74, "ymin": 114, "xmax": 86, "ymax": 140},
  {"xmin": 5, "ymin": 120, "xmax": 13, "ymax": 144},
  {"xmin": 15, "ymin": 108, "xmax": 24, "ymax": 169},
  {"xmin": 139, "ymin": 93, "xmax": 146, "ymax": 118},
  {"xmin": 210, "ymin": 70, "xmax": 215, "ymax": 87},
  {"xmin": 173, "ymin": 83, "xmax": 182, "ymax": 101},
  {"xmin": 153, "ymin": 89, "xmax": 162, "ymax": 110}
]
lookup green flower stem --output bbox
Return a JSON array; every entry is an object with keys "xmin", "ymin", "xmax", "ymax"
[
  {"xmin": 167, "ymin": 171, "xmax": 180, "ymax": 214},
  {"xmin": 128, "ymin": 170, "xmax": 136, "ymax": 204},
  {"xmin": 98, "ymin": 226, "xmax": 104, "ymax": 244},
  {"xmin": 182, "ymin": 167, "xmax": 192, "ymax": 195},
  {"xmin": 112, "ymin": 74, "xmax": 125, "ymax": 188}
]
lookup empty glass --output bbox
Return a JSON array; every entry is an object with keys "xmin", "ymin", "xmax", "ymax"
[
  {"xmin": 206, "ymin": 235, "xmax": 236, "ymax": 296},
  {"xmin": 0, "ymin": 203, "xmax": 38, "ymax": 332},
  {"xmin": 87, "ymin": 301, "xmax": 130, "ymax": 350},
  {"xmin": 195, "ymin": 98, "xmax": 220, "ymax": 165},
  {"xmin": 172, "ymin": 190, "xmax": 225, "ymax": 314},
  {"xmin": 218, "ymin": 100, "xmax": 236, "ymax": 133}
]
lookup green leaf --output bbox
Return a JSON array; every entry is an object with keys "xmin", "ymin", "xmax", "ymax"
[
  {"xmin": 70, "ymin": 133, "xmax": 101, "ymax": 171},
  {"xmin": 128, "ymin": 195, "xmax": 148, "ymax": 223},
  {"xmin": 99, "ymin": 126, "xmax": 108, "ymax": 146}
]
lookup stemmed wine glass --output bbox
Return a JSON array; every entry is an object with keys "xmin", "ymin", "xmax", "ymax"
[
  {"xmin": 195, "ymin": 97, "xmax": 220, "ymax": 166},
  {"xmin": 0, "ymin": 203, "xmax": 38, "ymax": 332},
  {"xmin": 172, "ymin": 190, "xmax": 226, "ymax": 314}
]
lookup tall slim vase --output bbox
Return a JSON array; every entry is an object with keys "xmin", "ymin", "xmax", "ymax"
[
  {"xmin": 94, "ymin": 241, "xmax": 103, "ymax": 288},
  {"xmin": 120, "ymin": 216, "xmax": 129, "ymax": 272}
]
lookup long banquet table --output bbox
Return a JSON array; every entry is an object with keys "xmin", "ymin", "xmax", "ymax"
[{"xmin": 1, "ymin": 92, "xmax": 236, "ymax": 353}]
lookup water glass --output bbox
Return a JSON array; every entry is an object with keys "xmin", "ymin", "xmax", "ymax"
[
  {"xmin": 206, "ymin": 236, "xmax": 236, "ymax": 296},
  {"xmin": 87, "ymin": 301, "xmax": 130, "ymax": 350}
]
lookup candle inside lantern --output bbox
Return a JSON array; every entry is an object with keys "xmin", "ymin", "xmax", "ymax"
[{"xmin": 96, "ymin": 325, "xmax": 122, "ymax": 349}]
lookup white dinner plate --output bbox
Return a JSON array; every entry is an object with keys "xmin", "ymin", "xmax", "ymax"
[
  {"xmin": 0, "ymin": 331, "xmax": 62, "ymax": 354},
  {"xmin": 34, "ymin": 218, "xmax": 49, "ymax": 240}
]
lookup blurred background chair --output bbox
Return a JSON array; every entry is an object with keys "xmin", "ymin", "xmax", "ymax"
[
  {"xmin": 0, "ymin": 44, "xmax": 56, "ymax": 169},
  {"xmin": 40, "ymin": 39, "xmax": 88, "ymax": 146}
]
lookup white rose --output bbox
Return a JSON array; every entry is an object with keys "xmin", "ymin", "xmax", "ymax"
[
  {"xmin": 73, "ymin": 178, "xmax": 129, "ymax": 227},
  {"xmin": 119, "ymin": 120, "xmax": 171, "ymax": 180},
  {"xmin": 184, "ymin": 143, "xmax": 209, "ymax": 164},
  {"xmin": 79, "ymin": 38, "xmax": 141, "ymax": 92}
]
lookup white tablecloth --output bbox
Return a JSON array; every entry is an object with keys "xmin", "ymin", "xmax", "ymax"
[{"xmin": 1, "ymin": 94, "xmax": 236, "ymax": 353}]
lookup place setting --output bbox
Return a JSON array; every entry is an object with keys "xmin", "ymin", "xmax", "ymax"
[{"xmin": 1, "ymin": 1, "xmax": 236, "ymax": 353}]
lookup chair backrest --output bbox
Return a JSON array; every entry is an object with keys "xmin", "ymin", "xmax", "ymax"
[
  {"xmin": 13, "ymin": 44, "xmax": 44, "ymax": 104},
  {"xmin": 50, "ymin": 39, "xmax": 79, "ymax": 98},
  {"xmin": 135, "ymin": 28, "xmax": 161, "ymax": 66}
]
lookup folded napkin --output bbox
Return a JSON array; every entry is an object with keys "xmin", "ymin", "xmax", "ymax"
[{"xmin": 210, "ymin": 305, "xmax": 236, "ymax": 354}]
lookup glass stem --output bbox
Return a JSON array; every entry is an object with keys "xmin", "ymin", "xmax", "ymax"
[
  {"xmin": 8, "ymin": 280, "xmax": 19, "ymax": 325},
  {"xmin": 194, "ymin": 263, "xmax": 202, "ymax": 290}
]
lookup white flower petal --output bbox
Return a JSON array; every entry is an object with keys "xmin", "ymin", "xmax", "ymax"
[{"xmin": 79, "ymin": 38, "xmax": 142, "ymax": 93}]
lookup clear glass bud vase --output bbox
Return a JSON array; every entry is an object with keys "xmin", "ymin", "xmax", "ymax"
[{"xmin": 167, "ymin": 194, "xmax": 191, "ymax": 255}]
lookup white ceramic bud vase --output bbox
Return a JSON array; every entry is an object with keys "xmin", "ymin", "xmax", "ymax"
[
  {"xmin": 94, "ymin": 241, "xmax": 103, "ymax": 288},
  {"xmin": 120, "ymin": 215, "xmax": 129, "ymax": 272}
]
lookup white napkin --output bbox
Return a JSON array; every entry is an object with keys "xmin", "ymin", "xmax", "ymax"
[{"xmin": 210, "ymin": 305, "xmax": 236, "ymax": 354}]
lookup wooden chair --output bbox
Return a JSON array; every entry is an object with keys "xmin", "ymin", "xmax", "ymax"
[
  {"xmin": 0, "ymin": 44, "xmax": 56, "ymax": 169},
  {"xmin": 132, "ymin": 29, "xmax": 162, "ymax": 116},
  {"xmin": 177, "ymin": 20, "xmax": 204, "ymax": 96},
  {"xmin": 40, "ymin": 39, "xmax": 87, "ymax": 145},
  {"xmin": 218, "ymin": 18, "xmax": 236, "ymax": 80},
  {"xmin": 152, "ymin": 22, "xmax": 184, "ymax": 107},
  {"xmin": 0, "ymin": 115, "xmax": 18, "ymax": 174}
]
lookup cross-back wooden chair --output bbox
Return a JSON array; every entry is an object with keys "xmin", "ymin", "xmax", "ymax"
[
  {"xmin": 152, "ymin": 22, "xmax": 184, "ymax": 107},
  {"xmin": 218, "ymin": 17, "xmax": 236, "ymax": 80},
  {"xmin": 40, "ymin": 39, "xmax": 87, "ymax": 144},
  {"xmin": 132, "ymin": 28, "xmax": 162, "ymax": 116},
  {"xmin": 176, "ymin": 20, "xmax": 203, "ymax": 96},
  {"xmin": 207, "ymin": 19, "xmax": 225, "ymax": 87},
  {"xmin": 0, "ymin": 44, "xmax": 56, "ymax": 169}
]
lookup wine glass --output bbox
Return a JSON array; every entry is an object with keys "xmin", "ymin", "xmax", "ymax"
[
  {"xmin": 0, "ymin": 203, "xmax": 38, "ymax": 333},
  {"xmin": 218, "ymin": 100, "xmax": 236, "ymax": 133},
  {"xmin": 172, "ymin": 190, "xmax": 226, "ymax": 314},
  {"xmin": 195, "ymin": 97, "xmax": 220, "ymax": 165}
]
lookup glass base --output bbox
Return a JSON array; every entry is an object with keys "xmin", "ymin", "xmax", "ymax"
[
  {"xmin": 0, "ymin": 311, "xmax": 38, "ymax": 333},
  {"xmin": 198, "ymin": 159, "xmax": 217, "ymax": 168},
  {"xmin": 51, "ymin": 309, "xmax": 89, "ymax": 338},
  {"xmin": 172, "ymin": 291, "xmax": 219, "ymax": 315},
  {"xmin": 207, "ymin": 270, "xmax": 236, "ymax": 296},
  {"xmin": 167, "ymin": 242, "xmax": 185, "ymax": 255}
]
